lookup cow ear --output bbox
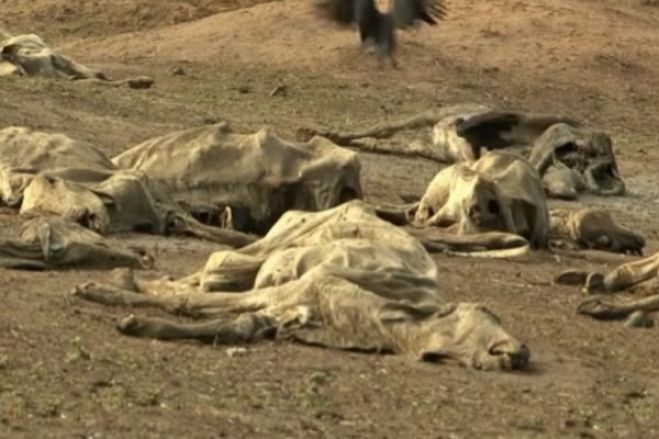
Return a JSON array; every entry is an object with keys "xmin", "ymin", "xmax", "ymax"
[{"xmin": 406, "ymin": 203, "xmax": 419, "ymax": 220}]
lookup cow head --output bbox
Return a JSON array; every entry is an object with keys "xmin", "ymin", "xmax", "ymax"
[
  {"xmin": 421, "ymin": 303, "xmax": 530, "ymax": 371},
  {"xmin": 550, "ymin": 208, "xmax": 645, "ymax": 255},
  {"xmin": 414, "ymin": 152, "xmax": 549, "ymax": 249},
  {"xmin": 530, "ymin": 124, "xmax": 625, "ymax": 199},
  {"xmin": 413, "ymin": 165, "xmax": 510, "ymax": 233}
]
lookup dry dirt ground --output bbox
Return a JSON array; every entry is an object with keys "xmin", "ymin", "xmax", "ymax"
[{"xmin": 1, "ymin": 0, "xmax": 659, "ymax": 437}]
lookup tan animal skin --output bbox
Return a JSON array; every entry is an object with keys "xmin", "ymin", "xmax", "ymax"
[
  {"xmin": 0, "ymin": 123, "xmax": 363, "ymax": 246},
  {"xmin": 1, "ymin": 32, "xmax": 153, "ymax": 88},
  {"xmin": 72, "ymin": 201, "xmax": 530, "ymax": 372},
  {"xmin": 549, "ymin": 208, "xmax": 644, "ymax": 255},
  {"xmin": 0, "ymin": 216, "xmax": 151, "ymax": 270}
]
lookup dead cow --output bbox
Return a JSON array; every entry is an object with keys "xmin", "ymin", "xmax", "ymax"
[
  {"xmin": 298, "ymin": 105, "xmax": 623, "ymax": 201},
  {"xmin": 73, "ymin": 201, "xmax": 530, "ymax": 371},
  {"xmin": 113, "ymin": 122, "xmax": 363, "ymax": 235},
  {"xmin": 0, "ymin": 126, "xmax": 255, "ymax": 247},
  {"xmin": 549, "ymin": 208, "xmax": 644, "ymax": 255},
  {"xmin": 431, "ymin": 105, "xmax": 579, "ymax": 163},
  {"xmin": 404, "ymin": 149, "xmax": 639, "ymax": 254},
  {"xmin": 0, "ymin": 33, "xmax": 153, "ymax": 88},
  {"xmin": 558, "ymin": 252, "xmax": 658, "ymax": 295}
]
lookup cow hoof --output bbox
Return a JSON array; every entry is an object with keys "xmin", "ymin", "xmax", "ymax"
[
  {"xmin": 583, "ymin": 272, "xmax": 605, "ymax": 294},
  {"xmin": 127, "ymin": 77, "xmax": 154, "ymax": 89},
  {"xmin": 70, "ymin": 282, "xmax": 95, "ymax": 297},
  {"xmin": 624, "ymin": 311, "xmax": 655, "ymax": 329},
  {"xmin": 555, "ymin": 269, "xmax": 588, "ymax": 286},
  {"xmin": 118, "ymin": 314, "xmax": 142, "ymax": 335}
]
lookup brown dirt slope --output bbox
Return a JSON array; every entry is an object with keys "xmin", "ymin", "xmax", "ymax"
[{"xmin": 64, "ymin": 0, "xmax": 659, "ymax": 90}]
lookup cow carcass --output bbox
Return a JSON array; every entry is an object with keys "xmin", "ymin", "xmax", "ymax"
[
  {"xmin": 400, "ymin": 150, "xmax": 638, "ymax": 255},
  {"xmin": 113, "ymin": 122, "xmax": 363, "ymax": 235},
  {"xmin": 413, "ymin": 151, "xmax": 550, "ymax": 249},
  {"xmin": 1, "ymin": 123, "xmax": 361, "ymax": 245},
  {"xmin": 529, "ymin": 123, "xmax": 625, "ymax": 199},
  {"xmin": 430, "ymin": 105, "xmax": 578, "ymax": 163},
  {"xmin": 549, "ymin": 208, "xmax": 644, "ymax": 255},
  {"xmin": 0, "ymin": 216, "xmax": 151, "ymax": 270},
  {"xmin": 0, "ymin": 126, "xmax": 255, "ymax": 247},
  {"xmin": 299, "ymin": 105, "xmax": 624, "ymax": 200},
  {"xmin": 557, "ymin": 252, "xmax": 659, "ymax": 295},
  {"xmin": 434, "ymin": 110, "xmax": 625, "ymax": 199},
  {"xmin": 73, "ymin": 201, "xmax": 530, "ymax": 371},
  {"xmin": 0, "ymin": 33, "xmax": 153, "ymax": 88}
]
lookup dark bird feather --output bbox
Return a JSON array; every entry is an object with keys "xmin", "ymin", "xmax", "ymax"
[
  {"xmin": 454, "ymin": 112, "xmax": 522, "ymax": 159},
  {"xmin": 313, "ymin": 0, "xmax": 448, "ymax": 65}
]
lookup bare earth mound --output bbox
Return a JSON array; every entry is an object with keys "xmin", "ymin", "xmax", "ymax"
[
  {"xmin": 0, "ymin": 0, "xmax": 267, "ymax": 38},
  {"xmin": 64, "ymin": 0, "xmax": 659, "ymax": 91}
]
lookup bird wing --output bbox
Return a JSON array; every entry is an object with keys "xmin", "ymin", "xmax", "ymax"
[
  {"xmin": 312, "ymin": 0, "xmax": 362, "ymax": 26},
  {"xmin": 455, "ymin": 112, "xmax": 521, "ymax": 150},
  {"xmin": 391, "ymin": 0, "xmax": 448, "ymax": 29}
]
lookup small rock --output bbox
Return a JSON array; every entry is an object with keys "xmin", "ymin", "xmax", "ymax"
[
  {"xmin": 202, "ymin": 115, "xmax": 221, "ymax": 125},
  {"xmin": 127, "ymin": 76, "xmax": 154, "ymax": 89},
  {"xmin": 270, "ymin": 85, "xmax": 287, "ymax": 97},
  {"xmin": 171, "ymin": 66, "xmax": 186, "ymax": 76},
  {"xmin": 623, "ymin": 387, "xmax": 648, "ymax": 400},
  {"xmin": 226, "ymin": 347, "xmax": 248, "ymax": 358}
]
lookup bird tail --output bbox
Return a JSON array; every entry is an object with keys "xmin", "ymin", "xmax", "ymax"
[
  {"xmin": 352, "ymin": 0, "xmax": 396, "ymax": 58},
  {"xmin": 373, "ymin": 15, "xmax": 396, "ymax": 57}
]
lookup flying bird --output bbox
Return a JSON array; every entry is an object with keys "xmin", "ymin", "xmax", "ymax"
[{"xmin": 312, "ymin": 0, "xmax": 448, "ymax": 66}]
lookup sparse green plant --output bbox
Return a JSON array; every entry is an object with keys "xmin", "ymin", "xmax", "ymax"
[
  {"xmin": 306, "ymin": 370, "xmax": 331, "ymax": 408},
  {"xmin": 65, "ymin": 336, "xmax": 92, "ymax": 363}
]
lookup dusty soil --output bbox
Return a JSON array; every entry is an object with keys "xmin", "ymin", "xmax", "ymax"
[{"xmin": 2, "ymin": 0, "xmax": 659, "ymax": 437}]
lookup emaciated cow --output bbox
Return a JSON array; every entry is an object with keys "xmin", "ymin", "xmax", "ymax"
[
  {"xmin": 0, "ymin": 126, "xmax": 254, "ymax": 247},
  {"xmin": 113, "ymin": 122, "xmax": 363, "ymax": 235},
  {"xmin": 73, "ymin": 201, "xmax": 530, "ymax": 371},
  {"xmin": 0, "ymin": 33, "xmax": 153, "ymax": 88},
  {"xmin": 298, "ymin": 104, "xmax": 624, "ymax": 201}
]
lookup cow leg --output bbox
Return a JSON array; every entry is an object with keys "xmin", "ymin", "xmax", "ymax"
[
  {"xmin": 73, "ymin": 277, "xmax": 313, "ymax": 317},
  {"xmin": 603, "ymin": 253, "xmax": 659, "ymax": 292},
  {"xmin": 557, "ymin": 253, "xmax": 659, "ymax": 293},
  {"xmin": 72, "ymin": 282, "xmax": 270, "ymax": 317},
  {"xmin": 371, "ymin": 202, "xmax": 417, "ymax": 226},
  {"xmin": 578, "ymin": 294, "xmax": 659, "ymax": 320},
  {"xmin": 117, "ymin": 312, "xmax": 276, "ymax": 343}
]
